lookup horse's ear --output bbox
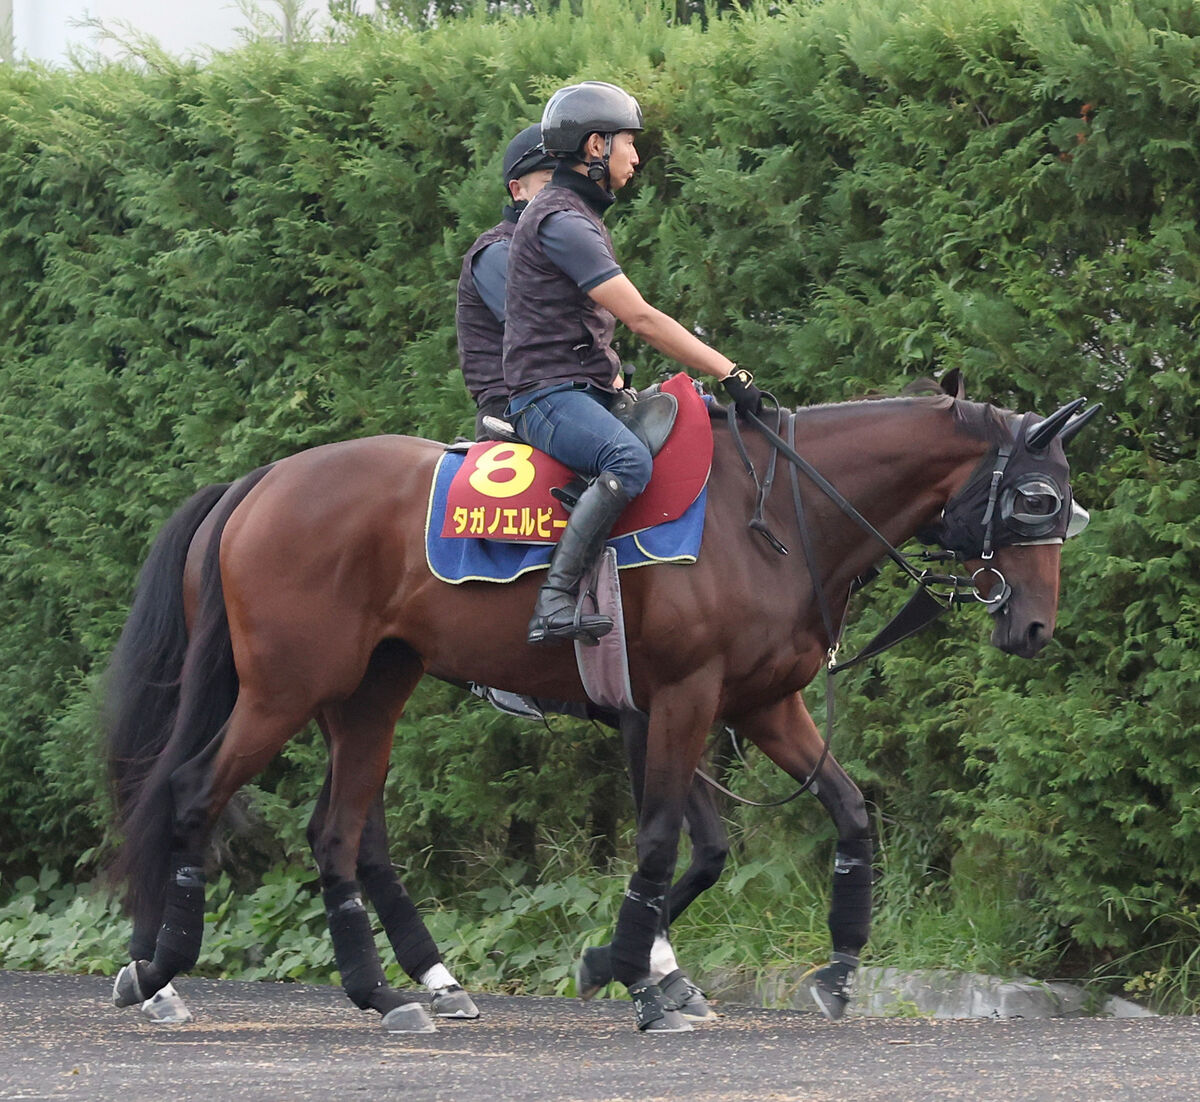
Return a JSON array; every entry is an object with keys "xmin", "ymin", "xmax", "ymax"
[
  {"xmin": 1026, "ymin": 397, "xmax": 1087, "ymax": 452},
  {"xmin": 940, "ymin": 369, "xmax": 965, "ymax": 399},
  {"xmin": 1058, "ymin": 403, "xmax": 1102, "ymax": 448}
]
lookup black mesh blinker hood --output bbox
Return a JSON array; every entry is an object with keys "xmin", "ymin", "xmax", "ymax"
[{"xmin": 919, "ymin": 412, "xmax": 1073, "ymax": 559}]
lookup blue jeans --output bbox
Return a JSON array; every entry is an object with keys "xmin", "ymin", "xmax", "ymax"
[{"xmin": 507, "ymin": 383, "xmax": 653, "ymax": 498}]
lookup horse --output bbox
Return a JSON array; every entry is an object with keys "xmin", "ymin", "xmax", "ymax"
[{"xmin": 105, "ymin": 371, "xmax": 1095, "ymax": 1033}]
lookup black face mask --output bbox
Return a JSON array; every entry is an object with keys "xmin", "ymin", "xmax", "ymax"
[{"xmin": 921, "ymin": 413, "xmax": 1074, "ymax": 559}]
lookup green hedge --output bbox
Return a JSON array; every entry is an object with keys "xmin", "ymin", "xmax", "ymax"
[{"xmin": 1, "ymin": 0, "xmax": 1197, "ymax": 1003}]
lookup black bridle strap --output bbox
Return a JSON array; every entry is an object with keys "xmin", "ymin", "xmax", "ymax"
[
  {"xmin": 979, "ymin": 444, "xmax": 1013, "ymax": 560},
  {"xmin": 746, "ymin": 407, "xmax": 927, "ymax": 585},
  {"xmin": 727, "ymin": 403, "xmax": 788, "ymax": 555},
  {"xmin": 827, "ymin": 585, "xmax": 951, "ymax": 673}
]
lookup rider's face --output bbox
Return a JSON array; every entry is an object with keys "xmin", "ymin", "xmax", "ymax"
[
  {"xmin": 606, "ymin": 131, "xmax": 640, "ymax": 190},
  {"xmin": 509, "ymin": 168, "xmax": 553, "ymax": 204}
]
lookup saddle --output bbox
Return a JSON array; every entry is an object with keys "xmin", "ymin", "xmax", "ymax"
[
  {"xmin": 437, "ymin": 374, "xmax": 710, "ymax": 547},
  {"xmin": 481, "ymin": 384, "xmax": 679, "ymax": 506}
]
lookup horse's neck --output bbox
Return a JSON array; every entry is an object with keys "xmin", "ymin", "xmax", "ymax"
[
  {"xmin": 717, "ymin": 399, "xmax": 991, "ymax": 591},
  {"xmin": 808, "ymin": 400, "xmax": 990, "ymax": 522}
]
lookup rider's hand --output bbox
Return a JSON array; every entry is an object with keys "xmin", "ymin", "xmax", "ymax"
[{"xmin": 722, "ymin": 367, "xmax": 764, "ymax": 417}]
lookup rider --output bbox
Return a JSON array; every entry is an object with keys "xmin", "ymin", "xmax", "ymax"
[
  {"xmin": 456, "ymin": 124, "xmax": 557, "ymax": 440},
  {"xmin": 503, "ymin": 80, "xmax": 764, "ymax": 646}
]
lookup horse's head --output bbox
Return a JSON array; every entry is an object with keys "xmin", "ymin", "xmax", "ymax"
[{"xmin": 923, "ymin": 384, "xmax": 1100, "ymax": 658}]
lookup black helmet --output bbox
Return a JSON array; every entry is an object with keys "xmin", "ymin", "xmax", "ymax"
[
  {"xmin": 502, "ymin": 124, "xmax": 557, "ymax": 183},
  {"xmin": 540, "ymin": 81, "xmax": 643, "ymax": 158}
]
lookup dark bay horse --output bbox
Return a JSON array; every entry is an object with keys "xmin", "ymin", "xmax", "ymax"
[{"xmin": 106, "ymin": 375, "xmax": 1094, "ymax": 1032}]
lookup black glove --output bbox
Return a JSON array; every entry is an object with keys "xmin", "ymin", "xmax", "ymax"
[{"xmin": 722, "ymin": 367, "xmax": 764, "ymax": 417}]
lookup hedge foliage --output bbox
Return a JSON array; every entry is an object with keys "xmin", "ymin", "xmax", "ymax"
[{"xmin": 1, "ymin": 0, "xmax": 1197, "ymax": 1000}]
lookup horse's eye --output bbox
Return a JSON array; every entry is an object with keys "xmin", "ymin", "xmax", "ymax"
[{"xmin": 1019, "ymin": 492, "xmax": 1058, "ymax": 516}]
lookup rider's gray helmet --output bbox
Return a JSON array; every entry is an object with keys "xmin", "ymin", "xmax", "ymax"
[{"xmin": 540, "ymin": 81, "xmax": 644, "ymax": 158}]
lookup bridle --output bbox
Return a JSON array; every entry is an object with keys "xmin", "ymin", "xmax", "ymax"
[{"xmin": 701, "ymin": 397, "xmax": 1087, "ymax": 808}]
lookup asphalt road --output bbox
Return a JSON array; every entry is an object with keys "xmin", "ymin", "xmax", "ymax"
[{"xmin": 1, "ymin": 971, "xmax": 1197, "ymax": 1102}]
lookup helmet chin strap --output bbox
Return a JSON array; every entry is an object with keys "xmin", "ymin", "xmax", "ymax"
[{"xmin": 586, "ymin": 133, "xmax": 614, "ymax": 185}]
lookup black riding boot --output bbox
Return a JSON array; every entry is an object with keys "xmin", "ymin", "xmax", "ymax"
[{"xmin": 527, "ymin": 474, "xmax": 631, "ymax": 646}]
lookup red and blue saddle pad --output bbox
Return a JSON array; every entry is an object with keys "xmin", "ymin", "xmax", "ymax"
[{"xmin": 425, "ymin": 373, "xmax": 713, "ymax": 584}]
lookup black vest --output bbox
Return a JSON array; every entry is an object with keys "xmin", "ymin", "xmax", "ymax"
[
  {"xmin": 502, "ymin": 181, "xmax": 621, "ymax": 396},
  {"xmin": 456, "ymin": 217, "xmax": 516, "ymax": 407}
]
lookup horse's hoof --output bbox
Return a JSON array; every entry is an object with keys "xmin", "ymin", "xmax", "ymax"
[
  {"xmin": 430, "ymin": 985, "xmax": 480, "ymax": 1020},
  {"xmin": 112, "ymin": 961, "xmax": 148, "ymax": 1008},
  {"xmin": 140, "ymin": 982, "xmax": 193, "ymax": 1024},
  {"xmin": 576, "ymin": 945, "xmax": 613, "ymax": 1001},
  {"xmin": 630, "ymin": 982, "xmax": 693, "ymax": 1033},
  {"xmin": 660, "ymin": 969, "xmax": 716, "ymax": 1023},
  {"xmin": 382, "ymin": 1002, "xmax": 437, "ymax": 1034},
  {"xmin": 806, "ymin": 956, "xmax": 856, "ymax": 1022}
]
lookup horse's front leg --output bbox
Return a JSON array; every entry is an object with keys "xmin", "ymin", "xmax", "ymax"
[
  {"xmin": 738, "ymin": 691, "xmax": 873, "ymax": 1021},
  {"xmin": 608, "ymin": 682, "xmax": 716, "ymax": 1032},
  {"xmin": 577, "ymin": 709, "xmax": 724, "ymax": 1022}
]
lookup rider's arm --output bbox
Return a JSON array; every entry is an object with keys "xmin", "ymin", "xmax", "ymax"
[
  {"xmin": 586, "ymin": 274, "xmax": 735, "ymax": 382},
  {"xmin": 538, "ymin": 211, "xmax": 736, "ymax": 382},
  {"xmin": 471, "ymin": 240, "xmax": 509, "ymax": 323}
]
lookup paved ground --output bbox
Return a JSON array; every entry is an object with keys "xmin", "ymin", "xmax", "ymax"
[{"xmin": 1, "ymin": 971, "xmax": 1197, "ymax": 1102}]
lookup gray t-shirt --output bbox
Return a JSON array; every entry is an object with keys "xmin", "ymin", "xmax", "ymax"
[
  {"xmin": 539, "ymin": 210, "xmax": 623, "ymax": 291},
  {"xmin": 470, "ymin": 239, "xmax": 510, "ymax": 323}
]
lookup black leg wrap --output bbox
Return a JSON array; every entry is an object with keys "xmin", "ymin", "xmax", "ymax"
[
  {"xmin": 360, "ymin": 867, "xmax": 440, "ymax": 982},
  {"xmin": 610, "ymin": 873, "xmax": 668, "ymax": 988},
  {"xmin": 148, "ymin": 858, "xmax": 207, "ymax": 987},
  {"xmin": 324, "ymin": 882, "xmax": 388, "ymax": 1010},
  {"xmin": 829, "ymin": 839, "xmax": 873, "ymax": 956}
]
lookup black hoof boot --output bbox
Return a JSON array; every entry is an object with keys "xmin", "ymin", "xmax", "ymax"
[
  {"xmin": 576, "ymin": 945, "xmax": 614, "ymax": 1001},
  {"xmin": 368, "ymin": 987, "xmax": 437, "ymax": 1034},
  {"xmin": 659, "ymin": 969, "xmax": 716, "ymax": 1022},
  {"xmin": 807, "ymin": 952, "xmax": 858, "ymax": 1021},
  {"xmin": 629, "ymin": 982, "xmax": 692, "ymax": 1033},
  {"xmin": 112, "ymin": 960, "xmax": 156, "ymax": 1008},
  {"xmin": 430, "ymin": 985, "xmax": 480, "ymax": 1020}
]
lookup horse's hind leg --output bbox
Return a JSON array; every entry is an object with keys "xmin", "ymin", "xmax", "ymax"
[
  {"xmin": 311, "ymin": 642, "xmax": 436, "ymax": 1033},
  {"xmin": 127, "ymin": 910, "xmax": 192, "ymax": 1023},
  {"xmin": 738, "ymin": 692, "xmax": 873, "ymax": 1021},
  {"xmin": 113, "ymin": 695, "xmax": 314, "ymax": 1008},
  {"xmin": 356, "ymin": 792, "xmax": 480, "ymax": 1020},
  {"xmin": 308, "ymin": 745, "xmax": 479, "ymax": 1021}
]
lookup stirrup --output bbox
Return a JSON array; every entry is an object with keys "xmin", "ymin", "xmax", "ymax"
[
  {"xmin": 526, "ymin": 611, "xmax": 614, "ymax": 646},
  {"xmin": 526, "ymin": 585, "xmax": 613, "ymax": 646},
  {"xmin": 480, "ymin": 415, "xmax": 521, "ymax": 444}
]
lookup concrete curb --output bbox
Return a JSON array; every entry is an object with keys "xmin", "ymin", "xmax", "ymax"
[{"xmin": 706, "ymin": 964, "xmax": 1155, "ymax": 1020}]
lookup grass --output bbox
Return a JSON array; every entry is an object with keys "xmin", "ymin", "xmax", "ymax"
[{"xmin": 0, "ymin": 837, "xmax": 1186, "ymax": 1012}]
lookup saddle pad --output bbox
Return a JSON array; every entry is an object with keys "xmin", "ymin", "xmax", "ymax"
[
  {"xmin": 425, "ymin": 483, "xmax": 705, "ymax": 585},
  {"xmin": 438, "ymin": 372, "xmax": 712, "ymax": 544}
]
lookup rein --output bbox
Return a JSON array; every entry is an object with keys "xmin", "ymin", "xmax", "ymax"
[{"xmin": 705, "ymin": 401, "xmax": 1009, "ymax": 809}]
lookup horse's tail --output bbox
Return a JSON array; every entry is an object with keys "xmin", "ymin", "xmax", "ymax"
[{"xmin": 107, "ymin": 465, "xmax": 274, "ymax": 928}]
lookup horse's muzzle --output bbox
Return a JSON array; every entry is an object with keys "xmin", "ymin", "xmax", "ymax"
[{"xmin": 990, "ymin": 609, "xmax": 1052, "ymax": 658}]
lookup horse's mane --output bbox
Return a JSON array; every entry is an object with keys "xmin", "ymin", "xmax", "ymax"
[{"xmin": 708, "ymin": 375, "xmax": 1015, "ymax": 446}]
